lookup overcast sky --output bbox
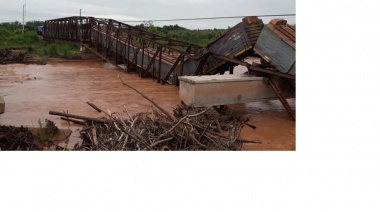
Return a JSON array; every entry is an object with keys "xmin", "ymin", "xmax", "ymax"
[{"xmin": 0, "ymin": 0, "xmax": 295, "ymax": 29}]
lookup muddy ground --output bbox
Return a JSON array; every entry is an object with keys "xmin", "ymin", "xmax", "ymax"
[
  {"xmin": 0, "ymin": 58, "xmax": 295, "ymax": 150},
  {"xmin": 0, "ymin": 48, "xmax": 49, "ymax": 65}
]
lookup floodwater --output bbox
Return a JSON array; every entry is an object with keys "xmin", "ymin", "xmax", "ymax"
[{"xmin": 0, "ymin": 59, "xmax": 295, "ymax": 150}]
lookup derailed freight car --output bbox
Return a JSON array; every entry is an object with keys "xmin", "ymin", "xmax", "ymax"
[
  {"xmin": 254, "ymin": 19, "xmax": 295, "ymax": 75},
  {"xmin": 181, "ymin": 17, "xmax": 264, "ymax": 77}
]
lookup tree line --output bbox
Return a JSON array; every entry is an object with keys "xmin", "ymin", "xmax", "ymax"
[{"xmin": 136, "ymin": 22, "xmax": 227, "ymax": 47}]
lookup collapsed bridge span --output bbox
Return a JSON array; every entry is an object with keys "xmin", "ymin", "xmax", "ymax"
[{"xmin": 43, "ymin": 16, "xmax": 295, "ymax": 120}]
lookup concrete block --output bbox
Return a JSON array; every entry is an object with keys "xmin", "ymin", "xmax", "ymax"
[
  {"xmin": 0, "ymin": 96, "xmax": 4, "ymax": 114},
  {"xmin": 179, "ymin": 75, "xmax": 280, "ymax": 107}
]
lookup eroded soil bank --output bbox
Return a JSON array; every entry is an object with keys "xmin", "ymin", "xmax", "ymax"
[
  {"xmin": 0, "ymin": 60, "xmax": 295, "ymax": 150},
  {"xmin": 0, "ymin": 48, "xmax": 49, "ymax": 65}
]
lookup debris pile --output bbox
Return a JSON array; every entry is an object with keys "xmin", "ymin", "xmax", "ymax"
[{"xmin": 70, "ymin": 103, "xmax": 254, "ymax": 151}]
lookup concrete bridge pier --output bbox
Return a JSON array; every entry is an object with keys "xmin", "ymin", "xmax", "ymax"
[{"xmin": 179, "ymin": 75, "xmax": 294, "ymax": 107}]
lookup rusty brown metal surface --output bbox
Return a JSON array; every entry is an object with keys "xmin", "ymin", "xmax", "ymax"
[
  {"xmin": 242, "ymin": 16, "xmax": 260, "ymax": 25},
  {"xmin": 211, "ymin": 53, "xmax": 295, "ymax": 80},
  {"xmin": 268, "ymin": 77, "xmax": 295, "ymax": 121},
  {"xmin": 254, "ymin": 18, "xmax": 295, "ymax": 75},
  {"xmin": 267, "ymin": 19, "xmax": 295, "ymax": 48}
]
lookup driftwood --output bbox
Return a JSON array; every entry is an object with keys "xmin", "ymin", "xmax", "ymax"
[
  {"xmin": 119, "ymin": 76, "xmax": 176, "ymax": 122},
  {"xmin": 72, "ymin": 102, "xmax": 261, "ymax": 151},
  {"xmin": 86, "ymin": 102, "xmax": 102, "ymax": 113},
  {"xmin": 49, "ymin": 110, "xmax": 106, "ymax": 123},
  {"xmin": 60, "ymin": 117, "xmax": 86, "ymax": 125}
]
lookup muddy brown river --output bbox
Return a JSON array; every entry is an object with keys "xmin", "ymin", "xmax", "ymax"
[{"xmin": 0, "ymin": 59, "xmax": 295, "ymax": 150}]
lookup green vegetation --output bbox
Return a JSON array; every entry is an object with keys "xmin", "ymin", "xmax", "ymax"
[
  {"xmin": 0, "ymin": 21, "xmax": 80, "ymax": 59},
  {"xmin": 1, "ymin": 20, "xmax": 227, "ymax": 60},
  {"xmin": 35, "ymin": 119, "xmax": 60, "ymax": 147},
  {"xmin": 137, "ymin": 22, "xmax": 227, "ymax": 47}
]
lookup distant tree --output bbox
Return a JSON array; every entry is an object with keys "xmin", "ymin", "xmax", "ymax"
[
  {"xmin": 136, "ymin": 23, "xmax": 145, "ymax": 29},
  {"xmin": 147, "ymin": 25, "xmax": 158, "ymax": 34},
  {"xmin": 130, "ymin": 22, "xmax": 227, "ymax": 47},
  {"xmin": 143, "ymin": 20, "xmax": 153, "ymax": 28},
  {"xmin": 25, "ymin": 20, "xmax": 45, "ymax": 30}
]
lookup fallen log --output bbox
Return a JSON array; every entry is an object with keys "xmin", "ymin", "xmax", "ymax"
[
  {"xmin": 60, "ymin": 117, "xmax": 86, "ymax": 125},
  {"xmin": 119, "ymin": 76, "xmax": 176, "ymax": 122},
  {"xmin": 49, "ymin": 110, "xmax": 106, "ymax": 123}
]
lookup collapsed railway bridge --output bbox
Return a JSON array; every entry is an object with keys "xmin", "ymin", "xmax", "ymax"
[{"xmin": 42, "ymin": 16, "xmax": 295, "ymax": 120}]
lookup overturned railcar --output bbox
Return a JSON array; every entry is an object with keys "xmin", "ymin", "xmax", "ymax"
[
  {"xmin": 182, "ymin": 17, "xmax": 264, "ymax": 77},
  {"xmin": 254, "ymin": 19, "xmax": 296, "ymax": 75}
]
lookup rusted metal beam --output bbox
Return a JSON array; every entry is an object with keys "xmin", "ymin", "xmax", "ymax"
[
  {"xmin": 96, "ymin": 23, "xmax": 100, "ymax": 52},
  {"xmin": 140, "ymin": 41, "xmax": 145, "ymax": 77},
  {"xmin": 162, "ymin": 54, "xmax": 183, "ymax": 85},
  {"xmin": 157, "ymin": 47, "xmax": 162, "ymax": 83},
  {"xmin": 115, "ymin": 29, "xmax": 119, "ymax": 64},
  {"xmin": 194, "ymin": 53, "xmax": 211, "ymax": 76},
  {"xmin": 76, "ymin": 17, "xmax": 80, "ymax": 42},
  {"xmin": 250, "ymin": 64, "xmax": 295, "ymax": 80},
  {"xmin": 143, "ymin": 46, "xmax": 161, "ymax": 78},
  {"xmin": 176, "ymin": 54, "xmax": 185, "ymax": 86},
  {"xmin": 133, "ymin": 48, "xmax": 138, "ymax": 70},
  {"xmin": 211, "ymin": 53, "xmax": 295, "ymax": 80},
  {"xmin": 126, "ymin": 35, "xmax": 131, "ymax": 72},
  {"xmin": 268, "ymin": 76, "xmax": 295, "ymax": 121}
]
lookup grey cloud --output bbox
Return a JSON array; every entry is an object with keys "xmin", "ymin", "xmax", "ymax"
[{"xmin": 0, "ymin": 0, "xmax": 295, "ymax": 29}]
